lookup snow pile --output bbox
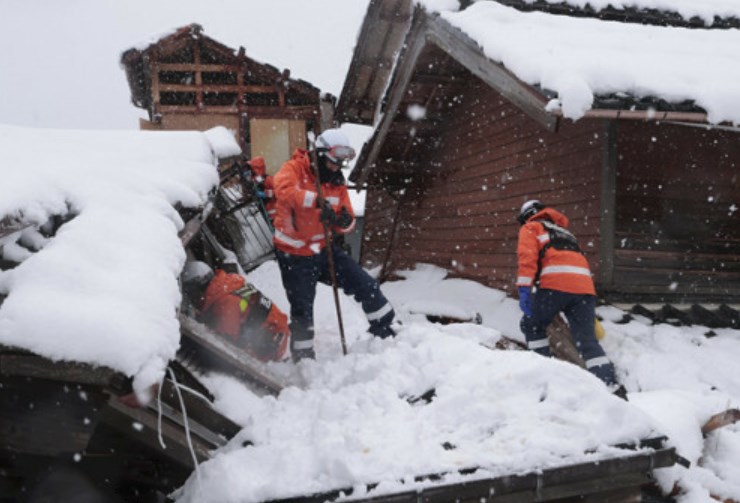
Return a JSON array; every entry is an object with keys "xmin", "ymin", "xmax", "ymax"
[
  {"xmin": 601, "ymin": 317, "xmax": 740, "ymax": 499},
  {"xmin": 436, "ymin": 3, "xmax": 740, "ymax": 123},
  {"xmin": 177, "ymin": 276, "xmax": 655, "ymax": 501},
  {"xmin": 0, "ymin": 124, "xmax": 239, "ymax": 398},
  {"xmin": 172, "ymin": 261, "xmax": 740, "ymax": 503}
]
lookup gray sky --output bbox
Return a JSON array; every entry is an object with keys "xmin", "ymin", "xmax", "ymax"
[{"xmin": 0, "ymin": 0, "xmax": 370, "ymax": 129}]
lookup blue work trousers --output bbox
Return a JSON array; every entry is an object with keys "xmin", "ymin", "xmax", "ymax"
[
  {"xmin": 276, "ymin": 246, "xmax": 395, "ymax": 353},
  {"xmin": 520, "ymin": 289, "xmax": 616, "ymax": 385}
]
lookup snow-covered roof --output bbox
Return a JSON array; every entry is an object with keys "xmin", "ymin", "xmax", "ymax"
[
  {"xmin": 0, "ymin": 124, "xmax": 240, "ymax": 399},
  {"xmin": 345, "ymin": 1, "xmax": 740, "ymax": 127},
  {"xmin": 435, "ymin": 2, "xmax": 740, "ymax": 123},
  {"xmin": 515, "ymin": 0, "xmax": 740, "ymax": 26}
]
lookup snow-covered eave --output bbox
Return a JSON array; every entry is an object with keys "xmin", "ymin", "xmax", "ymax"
[
  {"xmin": 350, "ymin": 5, "xmax": 738, "ymax": 186},
  {"xmin": 0, "ymin": 125, "xmax": 241, "ymax": 401},
  {"xmin": 492, "ymin": 0, "xmax": 740, "ymax": 29}
]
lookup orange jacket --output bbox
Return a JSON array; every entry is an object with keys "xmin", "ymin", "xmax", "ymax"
[
  {"xmin": 272, "ymin": 149, "xmax": 355, "ymax": 256},
  {"xmin": 200, "ymin": 269, "xmax": 248, "ymax": 338},
  {"xmin": 199, "ymin": 269, "xmax": 290, "ymax": 361},
  {"xmin": 516, "ymin": 208, "xmax": 595, "ymax": 295}
]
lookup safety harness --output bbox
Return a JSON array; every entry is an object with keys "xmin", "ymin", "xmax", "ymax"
[{"xmin": 534, "ymin": 219, "xmax": 583, "ymax": 285}]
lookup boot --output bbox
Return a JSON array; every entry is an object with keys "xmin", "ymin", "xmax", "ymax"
[
  {"xmin": 369, "ymin": 324, "xmax": 395, "ymax": 339},
  {"xmin": 611, "ymin": 384, "xmax": 629, "ymax": 401},
  {"xmin": 291, "ymin": 347, "xmax": 315, "ymax": 363}
]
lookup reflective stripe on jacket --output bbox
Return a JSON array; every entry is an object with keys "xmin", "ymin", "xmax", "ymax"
[
  {"xmin": 516, "ymin": 207, "xmax": 596, "ymax": 295},
  {"xmin": 264, "ymin": 175, "xmax": 277, "ymax": 219},
  {"xmin": 273, "ymin": 149, "xmax": 355, "ymax": 256}
]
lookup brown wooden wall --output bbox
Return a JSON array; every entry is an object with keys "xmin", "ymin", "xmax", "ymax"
[
  {"xmin": 361, "ymin": 82, "xmax": 605, "ymax": 294},
  {"xmin": 610, "ymin": 121, "xmax": 740, "ymax": 302}
]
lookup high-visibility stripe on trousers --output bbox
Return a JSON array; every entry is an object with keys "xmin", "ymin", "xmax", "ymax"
[
  {"xmin": 275, "ymin": 246, "xmax": 395, "ymax": 353},
  {"xmin": 519, "ymin": 289, "xmax": 617, "ymax": 386}
]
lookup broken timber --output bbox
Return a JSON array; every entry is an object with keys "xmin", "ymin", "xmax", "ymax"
[
  {"xmin": 266, "ymin": 439, "xmax": 677, "ymax": 503},
  {"xmin": 702, "ymin": 409, "xmax": 740, "ymax": 437},
  {"xmin": 178, "ymin": 314, "xmax": 291, "ymax": 396},
  {"xmin": 0, "ymin": 344, "xmax": 242, "ymax": 497}
]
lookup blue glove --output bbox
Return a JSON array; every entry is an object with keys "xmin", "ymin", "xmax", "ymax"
[
  {"xmin": 518, "ymin": 286, "xmax": 533, "ymax": 317},
  {"xmin": 255, "ymin": 190, "xmax": 266, "ymax": 199}
]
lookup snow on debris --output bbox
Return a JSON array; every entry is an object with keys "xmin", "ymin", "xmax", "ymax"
[
  {"xmin": 434, "ymin": 2, "xmax": 740, "ymax": 124},
  {"xmin": 0, "ymin": 124, "xmax": 239, "ymax": 399},
  {"xmin": 173, "ymin": 262, "xmax": 652, "ymax": 502},
  {"xmin": 174, "ymin": 262, "xmax": 740, "ymax": 502}
]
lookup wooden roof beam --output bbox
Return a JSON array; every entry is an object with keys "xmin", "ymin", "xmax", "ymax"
[
  {"xmin": 354, "ymin": 7, "xmax": 431, "ymax": 187},
  {"xmin": 158, "ymin": 84, "xmax": 279, "ymax": 94}
]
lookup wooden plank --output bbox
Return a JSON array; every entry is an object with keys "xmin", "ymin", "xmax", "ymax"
[
  {"xmin": 265, "ymin": 447, "xmax": 675, "ymax": 503},
  {"xmin": 157, "ymin": 104, "xmax": 318, "ymax": 119},
  {"xmin": 158, "ymin": 376, "xmax": 241, "ymax": 441},
  {"xmin": 101, "ymin": 397, "xmax": 212, "ymax": 468},
  {"xmin": 159, "ymin": 63, "xmax": 243, "ymax": 72},
  {"xmin": 599, "ymin": 120, "xmax": 617, "ymax": 289},
  {"xmin": 0, "ymin": 217, "xmax": 30, "ymax": 240},
  {"xmin": 158, "ymin": 83, "xmax": 278, "ymax": 94},
  {"xmin": 179, "ymin": 315, "xmax": 290, "ymax": 396},
  {"xmin": 702, "ymin": 409, "xmax": 740, "ymax": 436},
  {"xmin": 0, "ymin": 351, "xmax": 122, "ymax": 387},
  {"xmin": 547, "ymin": 316, "xmax": 586, "ymax": 369},
  {"xmin": 614, "ymin": 249, "xmax": 740, "ymax": 271},
  {"xmin": 356, "ymin": 9, "xmax": 431, "ymax": 189}
]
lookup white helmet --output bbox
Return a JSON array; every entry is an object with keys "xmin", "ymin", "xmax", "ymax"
[
  {"xmin": 181, "ymin": 260, "xmax": 214, "ymax": 288},
  {"xmin": 518, "ymin": 199, "xmax": 544, "ymax": 225},
  {"xmin": 316, "ymin": 128, "xmax": 356, "ymax": 165}
]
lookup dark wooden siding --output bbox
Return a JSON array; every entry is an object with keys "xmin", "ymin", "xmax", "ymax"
[
  {"xmin": 611, "ymin": 121, "xmax": 740, "ymax": 302},
  {"xmin": 362, "ymin": 82, "xmax": 605, "ymax": 294}
]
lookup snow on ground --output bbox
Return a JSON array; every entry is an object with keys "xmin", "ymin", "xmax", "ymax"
[
  {"xmin": 175, "ymin": 261, "xmax": 740, "ymax": 503},
  {"xmin": 0, "ymin": 124, "xmax": 239, "ymax": 399},
  {"xmin": 429, "ymin": 2, "xmax": 740, "ymax": 124}
]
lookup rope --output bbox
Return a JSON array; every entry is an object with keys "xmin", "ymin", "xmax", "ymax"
[
  {"xmin": 167, "ymin": 366, "xmax": 202, "ymax": 491},
  {"xmin": 156, "ymin": 378, "xmax": 166, "ymax": 449}
]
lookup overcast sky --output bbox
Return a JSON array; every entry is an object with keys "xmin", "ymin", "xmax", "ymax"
[{"xmin": 0, "ymin": 0, "xmax": 370, "ymax": 130}]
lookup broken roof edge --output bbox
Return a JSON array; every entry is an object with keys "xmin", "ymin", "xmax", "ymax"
[
  {"xmin": 349, "ymin": 7, "xmax": 557, "ymax": 187},
  {"xmin": 336, "ymin": 0, "xmax": 414, "ymax": 126},
  {"xmin": 491, "ymin": 0, "xmax": 740, "ymax": 29},
  {"xmin": 120, "ymin": 24, "xmax": 323, "ymax": 114},
  {"xmin": 265, "ymin": 438, "xmax": 677, "ymax": 502}
]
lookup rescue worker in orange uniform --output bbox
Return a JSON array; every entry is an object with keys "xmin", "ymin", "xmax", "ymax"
[
  {"xmin": 248, "ymin": 156, "xmax": 277, "ymax": 223},
  {"xmin": 199, "ymin": 268, "xmax": 290, "ymax": 362},
  {"xmin": 273, "ymin": 128, "xmax": 396, "ymax": 362},
  {"xmin": 516, "ymin": 200, "xmax": 618, "ymax": 386}
]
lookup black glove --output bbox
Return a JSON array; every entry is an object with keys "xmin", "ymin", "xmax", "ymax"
[
  {"xmin": 336, "ymin": 206, "xmax": 353, "ymax": 229},
  {"xmin": 318, "ymin": 200, "xmax": 337, "ymax": 226}
]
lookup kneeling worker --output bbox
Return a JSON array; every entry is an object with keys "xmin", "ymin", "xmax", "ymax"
[{"xmin": 516, "ymin": 200, "xmax": 620, "ymax": 389}]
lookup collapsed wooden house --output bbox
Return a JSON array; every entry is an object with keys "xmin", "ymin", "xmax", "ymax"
[
  {"xmin": 339, "ymin": 0, "xmax": 740, "ymax": 309},
  {"xmin": 121, "ymin": 24, "xmax": 333, "ymax": 174},
  {"xmin": 0, "ymin": 128, "xmax": 684, "ymax": 502},
  {"xmin": 0, "ymin": 129, "xmax": 291, "ymax": 501}
]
